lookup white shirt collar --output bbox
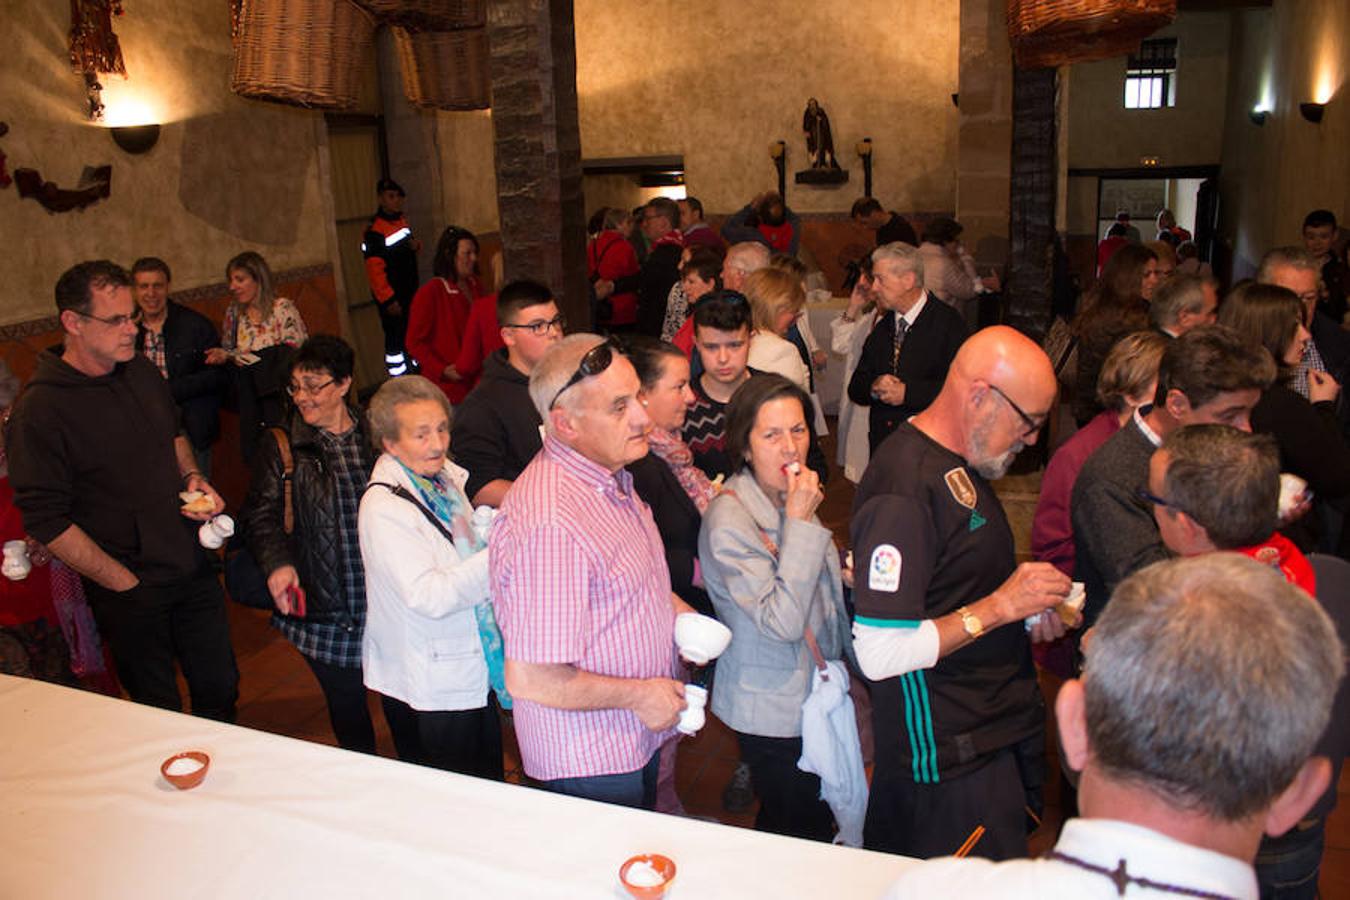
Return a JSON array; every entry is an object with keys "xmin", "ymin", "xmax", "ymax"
[
  {"xmin": 896, "ymin": 291, "xmax": 927, "ymax": 330},
  {"xmin": 1053, "ymin": 818, "xmax": 1257, "ymax": 899},
  {"xmin": 1133, "ymin": 405, "xmax": 1163, "ymax": 448}
]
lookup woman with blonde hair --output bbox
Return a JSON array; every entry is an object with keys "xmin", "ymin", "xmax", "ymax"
[
  {"xmin": 745, "ymin": 268, "xmax": 809, "ymax": 390},
  {"xmin": 207, "ymin": 251, "xmax": 308, "ymax": 463}
]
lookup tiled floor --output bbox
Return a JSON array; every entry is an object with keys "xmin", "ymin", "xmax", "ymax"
[{"xmin": 212, "ymin": 424, "xmax": 1350, "ymax": 892}]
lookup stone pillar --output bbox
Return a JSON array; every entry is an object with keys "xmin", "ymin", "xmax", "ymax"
[
  {"xmin": 488, "ymin": 0, "xmax": 588, "ymax": 327},
  {"xmin": 1006, "ymin": 67, "xmax": 1058, "ymax": 339},
  {"xmin": 377, "ymin": 30, "xmax": 443, "ymax": 286},
  {"xmin": 957, "ymin": 0, "xmax": 1014, "ymax": 276}
]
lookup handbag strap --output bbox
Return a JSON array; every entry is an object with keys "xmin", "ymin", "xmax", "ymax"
[
  {"xmin": 268, "ymin": 427, "xmax": 294, "ymax": 535},
  {"xmin": 723, "ymin": 489, "xmax": 829, "ymax": 677},
  {"xmin": 366, "ymin": 481, "xmax": 458, "ymax": 546}
]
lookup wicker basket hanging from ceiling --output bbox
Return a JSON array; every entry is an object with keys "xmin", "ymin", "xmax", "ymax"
[
  {"xmin": 392, "ymin": 26, "xmax": 490, "ymax": 110},
  {"xmin": 354, "ymin": 0, "xmax": 484, "ymax": 32},
  {"xmin": 231, "ymin": 0, "xmax": 376, "ymax": 109},
  {"xmin": 1007, "ymin": 0, "xmax": 1177, "ymax": 70}
]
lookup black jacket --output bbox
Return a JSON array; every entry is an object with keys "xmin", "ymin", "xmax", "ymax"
[
  {"xmin": 137, "ymin": 301, "xmax": 225, "ymax": 450},
  {"xmin": 451, "ymin": 349, "xmax": 543, "ymax": 502},
  {"xmin": 242, "ymin": 409, "xmax": 376, "ymax": 625},
  {"xmin": 5, "ymin": 351, "xmax": 201, "ymax": 585},
  {"xmin": 876, "ymin": 213, "xmax": 918, "ymax": 247},
  {"xmin": 847, "ymin": 293, "xmax": 968, "ymax": 451},
  {"xmin": 628, "ymin": 452, "xmax": 712, "ymax": 617},
  {"xmin": 637, "ymin": 243, "xmax": 684, "ymax": 337}
]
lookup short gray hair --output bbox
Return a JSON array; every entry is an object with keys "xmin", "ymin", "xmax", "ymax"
[
  {"xmin": 1085, "ymin": 554, "xmax": 1343, "ymax": 821},
  {"xmin": 1149, "ymin": 273, "xmax": 1210, "ymax": 330},
  {"xmin": 725, "ymin": 242, "xmax": 771, "ymax": 278},
  {"xmin": 367, "ymin": 374, "xmax": 452, "ymax": 450},
  {"xmin": 529, "ymin": 333, "xmax": 607, "ymax": 424},
  {"xmin": 1257, "ymin": 246, "xmax": 1320, "ymax": 283},
  {"xmin": 872, "ymin": 241, "xmax": 925, "ymax": 289}
]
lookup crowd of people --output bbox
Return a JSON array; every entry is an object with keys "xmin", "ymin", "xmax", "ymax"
[{"xmin": 2, "ymin": 182, "xmax": 1349, "ymax": 900}]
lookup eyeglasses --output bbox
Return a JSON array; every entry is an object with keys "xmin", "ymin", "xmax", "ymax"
[
  {"xmin": 503, "ymin": 314, "xmax": 566, "ymax": 337},
  {"xmin": 78, "ymin": 309, "xmax": 142, "ymax": 328},
  {"xmin": 1137, "ymin": 486, "xmax": 1185, "ymax": 516},
  {"xmin": 988, "ymin": 383, "xmax": 1042, "ymax": 437},
  {"xmin": 550, "ymin": 341, "xmax": 615, "ymax": 409},
  {"xmin": 286, "ymin": 378, "xmax": 334, "ymax": 397}
]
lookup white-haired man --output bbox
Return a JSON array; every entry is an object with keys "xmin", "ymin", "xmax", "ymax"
[
  {"xmin": 847, "ymin": 242, "xmax": 968, "ymax": 451},
  {"xmin": 886, "ymin": 554, "xmax": 1342, "ymax": 899},
  {"xmin": 489, "ymin": 334, "xmax": 690, "ymax": 809}
]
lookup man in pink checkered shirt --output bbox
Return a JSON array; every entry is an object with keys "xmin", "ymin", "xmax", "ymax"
[{"xmin": 490, "ymin": 334, "xmax": 693, "ymax": 809}]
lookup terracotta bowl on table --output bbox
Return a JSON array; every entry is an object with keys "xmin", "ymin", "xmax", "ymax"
[
  {"xmin": 160, "ymin": 750, "xmax": 211, "ymax": 790},
  {"xmin": 619, "ymin": 853, "xmax": 677, "ymax": 899}
]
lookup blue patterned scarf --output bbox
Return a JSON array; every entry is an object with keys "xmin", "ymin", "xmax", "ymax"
[{"xmin": 398, "ymin": 460, "xmax": 511, "ymax": 710}]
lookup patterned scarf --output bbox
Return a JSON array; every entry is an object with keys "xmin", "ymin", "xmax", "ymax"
[
  {"xmin": 646, "ymin": 427, "xmax": 717, "ymax": 514},
  {"xmin": 397, "ymin": 460, "xmax": 512, "ymax": 710}
]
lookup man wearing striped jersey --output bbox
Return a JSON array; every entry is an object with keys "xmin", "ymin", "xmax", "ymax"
[{"xmin": 850, "ymin": 327, "xmax": 1073, "ymax": 860}]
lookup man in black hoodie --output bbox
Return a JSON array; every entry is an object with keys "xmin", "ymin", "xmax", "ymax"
[
  {"xmin": 5, "ymin": 260, "xmax": 239, "ymax": 720},
  {"xmin": 451, "ymin": 279, "xmax": 563, "ymax": 507}
]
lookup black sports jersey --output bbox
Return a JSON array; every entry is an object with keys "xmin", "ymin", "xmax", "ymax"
[{"xmin": 851, "ymin": 422, "xmax": 1043, "ymax": 783}]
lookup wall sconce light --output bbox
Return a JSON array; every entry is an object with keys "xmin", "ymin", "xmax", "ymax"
[
  {"xmin": 768, "ymin": 140, "xmax": 785, "ymax": 160},
  {"xmin": 856, "ymin": 138, "xmax": 874, "ymax": 198},
  {"xmin": 1248, "ymin": 109, "xmax": 1268, "ymax": 126},
  {"xmin": 109, "ymin": 123, "xmax": 160, "ymax": 154},
  {"xmin": 1300, "ymin": 102, "xmax": 1326, "ymax": 123}
]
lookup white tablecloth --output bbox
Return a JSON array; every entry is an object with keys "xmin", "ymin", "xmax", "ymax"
[{"xmin": 0, "ymin": 675, "xmax": 912, "ymax": 898}]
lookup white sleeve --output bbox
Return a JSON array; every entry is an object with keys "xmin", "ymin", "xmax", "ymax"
[{"xmin": 852, "ymin": 618, "xmax": 940, "ymax": 681}]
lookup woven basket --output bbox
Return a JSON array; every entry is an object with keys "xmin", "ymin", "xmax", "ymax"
[
  {"xmin": 232, "ymin": 0, "xmax": 376, "ymax": 110},
  {"xmin": 1007, "ymin": 0, "xmax": 1176, "ymax": 70},
  {"xmin": 355, "ymin": 0, "xmax": 484, "ymax": 31},
  {"xmin": 393, "ymin": 27, "xmax": 490, "ymax": 110}
]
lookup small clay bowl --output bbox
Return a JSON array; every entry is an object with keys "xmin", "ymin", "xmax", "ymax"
[
  {"xmin": 160, "ymin": 750, "xmax": 211, "ymax": 790},
  {"xmin": 619, "ymin": 853, "xmax": 677, "ymax": 899}
]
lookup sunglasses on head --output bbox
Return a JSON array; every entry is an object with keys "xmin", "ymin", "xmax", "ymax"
[{"xmin": 550, "ymin": 341, "xmax": 616, "ymax": 409}]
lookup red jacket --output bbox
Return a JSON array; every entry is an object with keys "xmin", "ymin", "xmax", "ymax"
[
  {"xmin": 454, "ymin": 293, "xmax": 506, "ymax": 387},
  {"xmin": 0, "ymin": 478, "xmax": 55, "ymax": 627},
  {"xmin": 405, "ymin": 276, "xmax": 480, "ymax": 404},
  {"xmin": 1235, "ymin": 533, "xmax": 1317, "ymax": 596},
  {"xmin": 588, "ymin": 231, "xmax": 640, "ymax": 326}
]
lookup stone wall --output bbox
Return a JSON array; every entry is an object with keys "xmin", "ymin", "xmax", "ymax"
[
  {"xmin": 1219, "ymin": 1, "xmax": 1350, "ymax": 279},
  {"xmin": 573, "ymin": 0, "xmax": 961, "ymax": 216},
  {"xmin": 957, "ymin": 0, "xmax": 1015, "ymax": 271},
  {"xmin": 0, "ymin": 0, "xmax": 336, "ymax": 327}
]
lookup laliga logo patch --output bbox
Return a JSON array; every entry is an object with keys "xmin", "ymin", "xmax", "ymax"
[{"xmin": 869, "ymin": 544, "xmax": 902, "ymax": 592}]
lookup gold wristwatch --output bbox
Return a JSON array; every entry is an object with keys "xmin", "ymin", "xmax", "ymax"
[{"xmin": 956, "ymin": 605, "xmax": 984, "ymax": 639}]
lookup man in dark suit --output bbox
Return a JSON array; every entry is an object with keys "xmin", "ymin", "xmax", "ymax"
[
  {"xmin": 132, "ymin": 257, "xmax": 226, "ymax": 477},
  {"xmin": 848, "ymin": 243, "xmax": 969, "ymax": 451}
]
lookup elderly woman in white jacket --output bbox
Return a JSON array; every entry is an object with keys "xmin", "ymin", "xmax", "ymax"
[{"xmin": 359, "ymin": 375, "xmax": 507, "ymax": 779}]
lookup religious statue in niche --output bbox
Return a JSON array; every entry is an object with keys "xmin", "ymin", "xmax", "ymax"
[
  {"xmin": 802, "ymin": 98, "xmax": 839, "ymax": 170},
  {"xmin": 794, "ymin": 98, "xmax": 849, "ymax": 186}
]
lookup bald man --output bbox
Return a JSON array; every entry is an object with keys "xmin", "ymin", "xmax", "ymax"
[{"xmin": 850, "ymin": 326, "xmax": 1073, "ymax": 860}]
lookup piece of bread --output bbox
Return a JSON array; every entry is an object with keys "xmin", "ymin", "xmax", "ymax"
[{"xmin": 180, "ymin": 491, "xmax": 215, "ymax": 514}]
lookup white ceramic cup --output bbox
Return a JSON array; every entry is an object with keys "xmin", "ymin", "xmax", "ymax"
[
  {"xmin": 2, "ymin": 539, "xmax": 31, "ymax": 581},
  {"xmin": 677, "ymin": 685, "xmax": 708, "ymax": 735},
  {"xmin": 198, "ymin": 514, "xmax": 236, "ymax": 550}
]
